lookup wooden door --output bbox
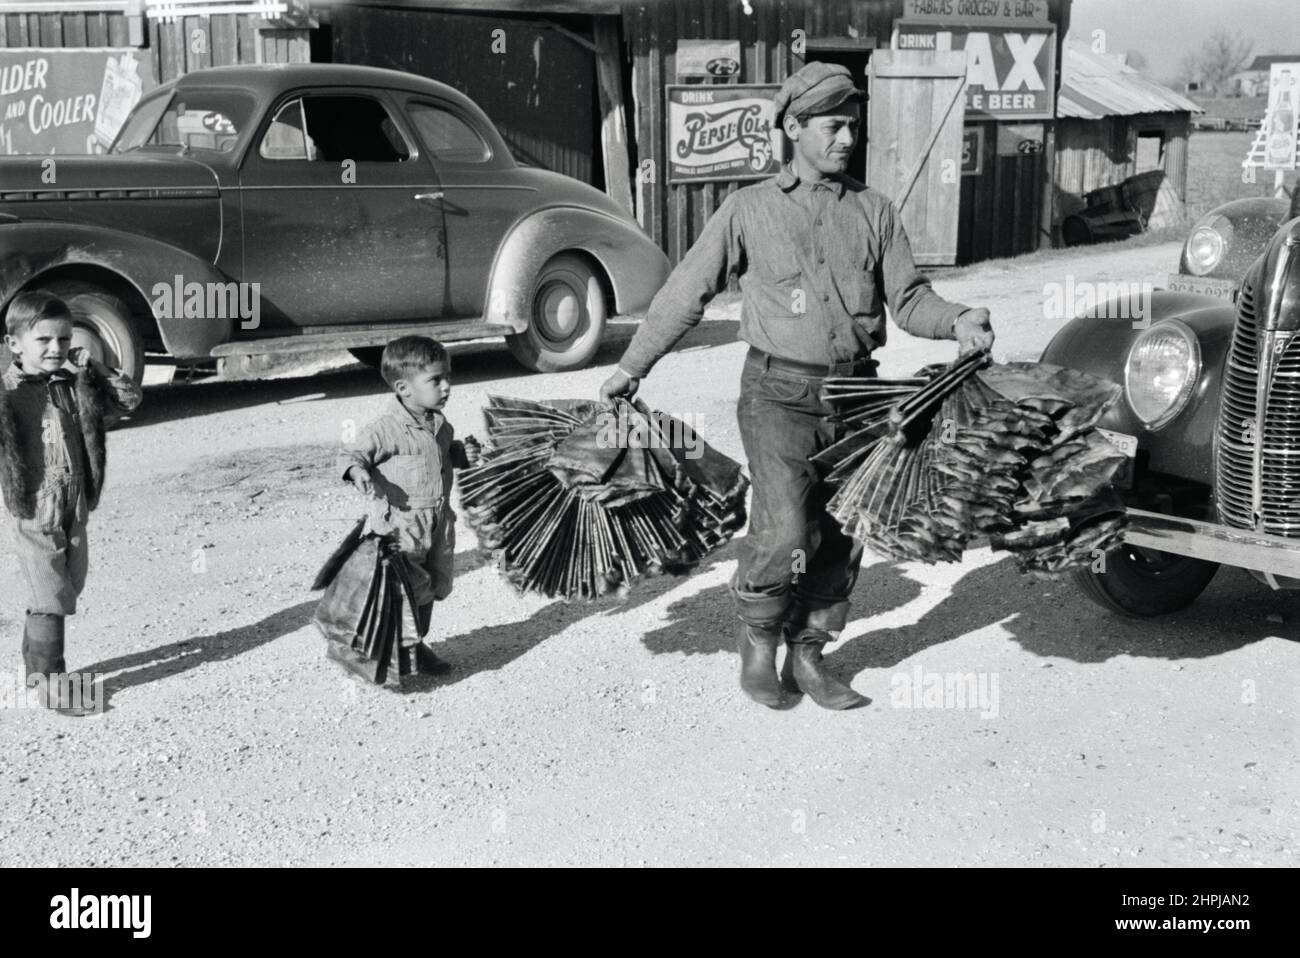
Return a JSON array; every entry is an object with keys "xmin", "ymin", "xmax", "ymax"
[{"xmin": 866, "ymin": 50, "xmax": 967, "ymax": 266}]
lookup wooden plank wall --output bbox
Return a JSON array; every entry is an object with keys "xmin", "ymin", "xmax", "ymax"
[
  {"xmin": 1055, "ymin": 113, "xmax": 1191, "ymax": 219},
  {"xmin": 957, "ymin": 127, "xmax": 1044, "ymax": 261},
  {"xmin": 0, "ymin": 11, "xmax": 309, "ymax": 82},
  {"xmin": 329, "ymin": 5, "xmax": 596, "ymax": 185},
  {"xmin": 627, "ymin": 0, "xmax": 1068, "ymax": 264},
  {"xmin": 625, "ymin": 0, "xmax": 811, "ymax": 263}
]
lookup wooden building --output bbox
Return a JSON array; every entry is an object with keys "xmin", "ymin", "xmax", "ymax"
[
  {"xmin": 1054, "ymin": 39, "xmax": 1201, "ymax": 236},
  {"xmin": 623, "ymin": 0, "xmax": 1073, "ymax": 266},
  {"xmin": 0, "ymin": 1, "xmax": 313, "ymax": 83},
  {"xmin": 2, "ymin": 0, "xmax": 1077, "ymax": 266}
]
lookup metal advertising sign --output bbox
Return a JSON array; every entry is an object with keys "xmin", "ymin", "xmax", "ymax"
[
  {"xmin": 1263, "ymin": 62, "xmax": 1300, "ymax": 171},
  {"xmin": 676, "ymin": 40, "xmax": 743, "ymax": 82},
  {"xmin": 893, "ymin": 21, "xmax": 1056, "ymax": 121},
  {"xmin": 666, "ymin": 84, "xmax": 781, "ymax": 183},
  {"xmin": 0, "ymin": 48, "xmax": 155, "ymax": 155}
]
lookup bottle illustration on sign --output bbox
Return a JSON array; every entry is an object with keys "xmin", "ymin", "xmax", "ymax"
[
  {"xmin": 1264, "ymin": 67, "xmax": 1298, "ymax": 170},
  {"xmin": 95, "ymin": 51, "xmax": 144, "ymax": 149}
]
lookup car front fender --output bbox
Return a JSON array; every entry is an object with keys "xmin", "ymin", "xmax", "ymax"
[
  {"xmin": 0, "ymin": 221, "xmax": 235, "ymax": 359},
  {"xmin": 485, "ymin": 206, "xmax": 671, "ymax": 332},
  {"xmin": 1041, "ymin": 292, "xmax": 1236, "ymax": 489}
]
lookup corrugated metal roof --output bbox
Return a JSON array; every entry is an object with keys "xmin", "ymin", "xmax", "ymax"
[{"xmin": 1058, "ymin": 39, "xmax": 1203, "ymax": 119}]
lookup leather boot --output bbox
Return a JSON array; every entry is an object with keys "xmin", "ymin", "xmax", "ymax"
[
  {"xmin": 21, "ymin": 613, "xmax": 35, "ymax": 678},
  {"xmin": 738, "ymin": 622, "xmax": 784, "ymax": 708},
  {"xmin": 24, "ymin": 614, "xmax": 90, "ymax": 716},
  {"xmin": 787, "ymin": 630, "xmax": 869, "ymax": 710}
]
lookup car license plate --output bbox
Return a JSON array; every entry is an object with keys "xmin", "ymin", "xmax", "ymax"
[
  {"xmin": 1098, "ymin": 428, "xmax": 1137, "ymax": 488},
  {"xmin": 1166, "ymin": 274, "xmax": 1236, "ymax": 301}
]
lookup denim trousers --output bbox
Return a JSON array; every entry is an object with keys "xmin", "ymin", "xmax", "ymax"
[{"xmin": 731, "ymin": 353, "xmax": 867, "ymax": 636}]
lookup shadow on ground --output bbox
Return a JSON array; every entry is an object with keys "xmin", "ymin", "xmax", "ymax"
[
  {"xmin": 636, "ymin": 542, "xmax": 1300, "ymax": 678},
  {"xmin": 82, "ymin": 600, "xmax": 317, "ymax": 710}
]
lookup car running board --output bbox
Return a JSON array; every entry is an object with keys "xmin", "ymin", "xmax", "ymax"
[{"xmin": 209, "ymin": 319, "xmax": 518, "ymax": 357}]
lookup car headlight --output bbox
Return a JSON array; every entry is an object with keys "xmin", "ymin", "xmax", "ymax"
[
  {"xmin": 1185, "ymin": 214, "xmax": 1232, "ymax": 276},
  {"xmin": 1125, "ymin": 321, "xmax": 1201, "ymax": 429}
]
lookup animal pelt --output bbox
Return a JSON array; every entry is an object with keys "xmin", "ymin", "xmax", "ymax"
[{"xmin": 0, "ymin": 366, "xmax": 112, "ymax": 519}]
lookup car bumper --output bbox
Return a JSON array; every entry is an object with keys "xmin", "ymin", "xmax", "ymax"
[{"xmin": 1124, "ymin": 508, "xmax": 1300, "ymax": 578}]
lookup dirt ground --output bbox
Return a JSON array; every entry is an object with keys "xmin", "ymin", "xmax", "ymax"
[{"xmin": 1, "ymin": 239, "xmax": 1295, "ymax": 867}]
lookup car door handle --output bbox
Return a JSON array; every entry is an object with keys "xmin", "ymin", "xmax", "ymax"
[{"xmin": 414, "ymin": 191, "xmax": 444, "ymax": 203}]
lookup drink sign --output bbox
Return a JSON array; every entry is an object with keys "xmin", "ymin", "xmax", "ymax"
[
  {"xmin": 0, "ymin": 48, "xmax": 156, "ymax": 156},
  {"xmin": 1264, "ymin": 62, "xmax": 1299, "ymax": 171},
  {"xmin": 667, "ymin": 84, "xmax": 781, "ymax": 184}
]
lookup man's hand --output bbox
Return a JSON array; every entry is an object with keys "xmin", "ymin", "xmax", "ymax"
[
  {"xmin": 954, "ymin": 308, "xmax": 994, "ymax": 356},
  {"xmin": 599, "ymin": 368, "xmax": 640, "ymax": 403},
  {"xmin": 67, "ymin": 346, "xmax": 102, "ymax": 373},
  {"xmin": 345, "ymin": 465, "xmax": 375, "ymax": 497},
  {"xmin": 462, "ymin": 435, "xmax": 482, "ymax": 467}
]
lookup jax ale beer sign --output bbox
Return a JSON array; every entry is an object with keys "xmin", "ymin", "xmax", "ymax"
[
  {"xmin": 667, "ymin": 85, "xmax": 782, "ymax": 184},
  {"xmin": 895, "ymin": 0, "xmax": 1056, "ymax": 122}
]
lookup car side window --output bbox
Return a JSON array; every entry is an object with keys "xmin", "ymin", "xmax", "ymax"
[
  {"xmin": 260, "ymin": 98, "xmax": 316, "ymax": 161},
  {"xmin": 298, "ymin": 95, "xmax": 412, "ymax": 163},
  {"xmin": 408, "ymin": 102, "xmax": 491, "ymax": 164}
]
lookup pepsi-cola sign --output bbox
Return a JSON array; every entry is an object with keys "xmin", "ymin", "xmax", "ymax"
[{"xmin": 667, "ymin": 85, "xmax": 782, "ymax": 183}]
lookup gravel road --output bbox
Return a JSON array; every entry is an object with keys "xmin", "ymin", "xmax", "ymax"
[{"xmin": 1, "ymin": 239, "xmax": 1295, "ymax": 867}]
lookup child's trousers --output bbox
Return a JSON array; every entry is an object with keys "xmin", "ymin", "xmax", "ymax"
[{"xmin": 10, "ymin": 473, "xmax": 89, "ymax": 616}]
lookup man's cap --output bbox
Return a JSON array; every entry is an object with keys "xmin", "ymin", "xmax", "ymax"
[{"xmin": 773, "ymin": 61, "xmax": 867, "ymax": 127}]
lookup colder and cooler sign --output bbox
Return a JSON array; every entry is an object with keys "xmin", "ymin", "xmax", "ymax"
[
  {"xmin": 0, "ymin": 49, "xmax": 156, "ymax": 155},
  {"xmin": 895, "ymin": 0, "xmax": 1056, "ymax": 121}
]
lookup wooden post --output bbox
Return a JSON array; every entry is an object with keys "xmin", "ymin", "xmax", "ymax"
[{"xmin": 594, "ymin": 17, "xmax": 633, "ymax": 217}]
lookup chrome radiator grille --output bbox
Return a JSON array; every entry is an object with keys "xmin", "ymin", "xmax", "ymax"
[
  {"xmin": 1215, "ymin": 281, "xmax": 1300, "ymax": 535},
  {"xmin": 1216, "ymin": 282, "xmax": 1258, "ymax": 529}
]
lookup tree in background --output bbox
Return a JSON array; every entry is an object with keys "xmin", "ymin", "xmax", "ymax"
[{"xmin": 1178, "ymin": 28, "xmax": 1254, "ymax": 95}]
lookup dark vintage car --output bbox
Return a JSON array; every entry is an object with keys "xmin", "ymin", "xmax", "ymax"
[
  {"xmin": 0, "ymin": 64, "xmax": 670, "ymax": 389},
  {"xmin": 1163, "ymin": 192, "xmax": 1298, "ymax": 302},
  {"xmin": 1043, "ymin": 188, "xmax": 1300, "ymax": 616}
]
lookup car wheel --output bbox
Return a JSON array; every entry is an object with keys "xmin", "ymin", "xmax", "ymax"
[
  {"xmin": 349, "ymin": 348, "xmax": 384, "ymax": 368},
  {"xmin": 506, "ymin": 253, "xmax": 607, "ymax": 373},
  {"xmin": 1070, "ymin": 545, "xmax": 1219, "ymax": 617}
]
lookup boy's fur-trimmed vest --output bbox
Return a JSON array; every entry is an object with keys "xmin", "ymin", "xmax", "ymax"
[{"xmin": 0, "ymin": 367, "xmax": 112, "ymax": 520}]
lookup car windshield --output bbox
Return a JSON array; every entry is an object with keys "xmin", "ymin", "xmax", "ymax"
[{"xmin": 111, "ymin": 89, "xmax": 256, "ymax": 155}]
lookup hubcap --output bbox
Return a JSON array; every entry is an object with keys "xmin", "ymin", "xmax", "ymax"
[
  {"xmin": 534, "ymin": 280, "xmax": 584, "ymax": 345},
  {"xmin": 66, "ymin": 295, "xmax": 124, "ymax": 370}
]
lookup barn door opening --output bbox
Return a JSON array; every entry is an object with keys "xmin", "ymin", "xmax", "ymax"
[
  {"xmin": 805, "ymin": 40, "xmax": 875, "ymax": 184},
  {"xmin": 866, "ymin": 50, "xmax": 967, "ymax": 266}
]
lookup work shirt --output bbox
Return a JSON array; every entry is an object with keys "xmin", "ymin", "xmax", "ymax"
[
  {"xmin": 339, "ymin": 397, "xmax": 467, "ymax": 511},
  {"xmin": 618, "ymin": 164, "xmax": 969, "ymax": 379}
]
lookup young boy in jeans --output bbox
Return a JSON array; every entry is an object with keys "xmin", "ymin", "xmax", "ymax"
[
  {"xmin": 337, "ymin": 336, "xmax": 478, "ymax": 675},
  {"xmin": 0, "ymin": 290, "xmax": 142, "ymax": 714}
]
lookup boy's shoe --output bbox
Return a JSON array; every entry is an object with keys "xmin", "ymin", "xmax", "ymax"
[{"xmin": 413, "ymin": 643, "xmax": 453, "ymax": 675}]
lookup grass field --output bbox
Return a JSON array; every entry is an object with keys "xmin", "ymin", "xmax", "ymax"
[{"xmin": 1184, "ymin": 130, "xmax": 1287, "ymax": 222}]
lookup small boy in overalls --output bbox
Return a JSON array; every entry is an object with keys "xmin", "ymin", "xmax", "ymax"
[
  {"xmin": 338, "ymin": 336, "xmax": 478, "ymax": 674},
  {"xmin": 0, "ymin": 291, "xmax": 142, "ymax": 714}
]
